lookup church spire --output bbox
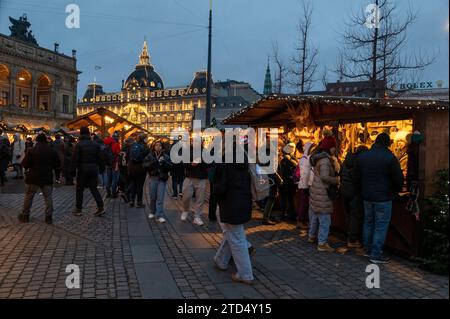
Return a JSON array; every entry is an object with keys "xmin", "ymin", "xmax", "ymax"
[
  {"xmin": 138, "ymin": 39, "xmax": 151, "ymax": 66},
  {"xmin": 263, "ymin": 57, "xmax": 272, "ymax": 96}
]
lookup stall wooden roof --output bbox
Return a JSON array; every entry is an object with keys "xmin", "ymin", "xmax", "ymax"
[
  {"xmin": 65, "ymin": 107, "xmax": 152, "ymax": 139},
  {"xmin": 223, "ymin": 95, "xmax": 449, "ymax": 127}
]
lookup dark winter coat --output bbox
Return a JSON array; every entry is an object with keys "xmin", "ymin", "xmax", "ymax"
[
  {"xmin": 213, "ymin": 162, "xmax": 252, "ymax": 225},
  {"xmin": 340, "ymin": 151, "xmax": 360, "ymax": 199},
  {"xmin": 71, "ymin": 135, "xmax": 103, "ymax": 185},
  {"xmin": 279, "ymin": 154, "xmax": 298, "ymax": 190},
  {"xmin": 63, "ymin": 141, "xmax": 75, "ymax": 178},
  {"xmin": 51, "ymin": 138, "xmax": 65, "ymax": 166},
  {"xmin": 21, "ymin": 141, "xmax": 60, "ymax": 186},
  {"xmin": 356, "ymin": 144, "xmax": 404, "ymax": 202},
  {"xmin": 127, "ymin": 142, "xmax": 150, "ymax": 177},
  {"xmin": 143, "ymin": 151, "xmax": 172, "ymax": 181}
]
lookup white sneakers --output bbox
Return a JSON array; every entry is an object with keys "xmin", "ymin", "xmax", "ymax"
[
  {"xmin": 180, "ymin": 212, "xmax": 204, "ymax": 226},
  {"xmin": 181, "ymin": 211, "xmax": 189, "ymax": 221},
  {"xmin": 149, "ymin": 213, "xmax": 165, "ymax": 223},
  {"xmin": 193, "ymin": 217, "xmax": 204, "ymax": 226}
]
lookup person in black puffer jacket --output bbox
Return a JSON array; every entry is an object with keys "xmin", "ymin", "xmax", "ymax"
[
  {"xmin": 355, "ymin": 133, "xmax": 403, "ymax": 264},
  {"xmin": 63, "ymin": 135, "xmax": 76, "ymax": 185},
  {"xmin": 71, "ymin": 127, "xmax": 105, "ymax": 216},
  {"xmin": 17, "ymin": 133, "xmax": 60, "ymax": 224},
  {"xmin": 143, "ymin": 140, "xmax": 172, "ymax": 223},
  {"xmin": 126, "ymin": 134, "xmax": 150, "ymax": 208},
  {"xmin": 213, "ymin": 143, "xmax": 254, "ymax": 284},
  {"xmin": 340, "ymin": 145, "xmax": 367, "ymax": 248}
]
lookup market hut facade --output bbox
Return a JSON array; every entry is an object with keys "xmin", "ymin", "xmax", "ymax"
[{"xmin": 223, "ymin": 94, "xmax": 449, "ymax": 257}]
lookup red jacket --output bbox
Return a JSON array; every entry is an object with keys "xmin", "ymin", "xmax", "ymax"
[{"xmin": 104, "ymin": 137, "xmax": 121, "ymax": 167}]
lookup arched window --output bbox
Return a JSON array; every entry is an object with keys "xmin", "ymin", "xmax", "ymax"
[
  {"xmin": 16, "ymin": 69, "xmax": 32, "ymax": 108},
  {"xmin": 0, "ymin": 64, "xmax": 10, "ymax": 107},
  {"xmin": 37, "ymin": 74, "xmax": 52, "ymax": 111}
]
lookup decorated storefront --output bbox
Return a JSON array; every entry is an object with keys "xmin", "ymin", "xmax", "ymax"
[{"xmin": 224, "ymin": 95, "xmax": 449, "ymax": 257}]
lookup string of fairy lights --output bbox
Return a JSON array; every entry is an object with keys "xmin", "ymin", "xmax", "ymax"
[{"xmin": 223, "ymin": 94, "xmax": 450, "ymax": 124}]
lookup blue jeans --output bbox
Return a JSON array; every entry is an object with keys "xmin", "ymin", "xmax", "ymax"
[
  {"xmin": 308, "ymin": 209, "xmax": 331, "ymax": 244},
  {"xmin": 106, "ymin": 167, "xmax": 119, "ymax": 194},
  {"xmin": 214, "ymin": 223, "xmax": 254, "ymax": 281},
  {"xmin": 363, "ymin": 201, "xmax": 392, "ymax": 259},
  {"xmin": 149, "ymin": 176, "xmax": 166, "ymax": 218}
]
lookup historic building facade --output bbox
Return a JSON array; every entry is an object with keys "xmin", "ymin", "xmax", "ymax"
[
  {"xmin": 77, "ymin": 41, "xmax": 261, "ymax": 136},
  {"xmin": 0, "ymin": 15, "xmax": 78, "ymax": 130}
]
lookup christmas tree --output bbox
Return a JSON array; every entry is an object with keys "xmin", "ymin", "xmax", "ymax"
[{"xmin": 418, "ymin": 169, "xmax": 449, "ymax": 275}]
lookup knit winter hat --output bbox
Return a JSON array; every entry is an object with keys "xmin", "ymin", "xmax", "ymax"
[{"xmin": 320, "ymin": 135, "xmax": 337, "ymax": 150}]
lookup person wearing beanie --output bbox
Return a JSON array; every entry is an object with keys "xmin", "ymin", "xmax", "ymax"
[
  {"xmin": 70, "ymin": 127, "xmax": 105, "ymax": 216},
  {"xmin": 17, "ymin": 133, "xmax": 60, "ymax": 224},
  {"xmin": 308, "ymin": 134, "xmax": 340, "ymax": 253},
  {"xmin": 355, "ymin": 132, "xmax": 403, "ymax": 264},
  {"xmin": 278, "ymin": 142, "xmax": 298, "ymax": 221}
]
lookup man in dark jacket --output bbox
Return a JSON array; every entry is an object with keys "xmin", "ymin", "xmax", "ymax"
[
  {"xmin": 212, "ymin": 146, "xmax": 254, "ymax": 284},
  {"xmin": 71, "ymin": 127, "xmax": 105, "ymax": 216},
  {"xmin": 17, "ymin": 133, "xmax": 60, "ymax": 224},
  {"xmin": 51, "ymin": 133, "xmax": 64, "ymax": 183},
  {"xmin": 341, "ymin": 145, "xmax": 367, "ymax": 248},
  {"xmin": 356, "ymin": 133, "xmax": 404, "ymax": 264},
  {"xmin": 0, "ymin": 135, "xmax": 11, "ymax": 186},
  {"xmin": 169, "ymin": 140, "xmax": 185, "ymax": 199},
  {"xmin": 126, "ymin": 134, "xmax": 150, "ymax": 208},
  {"xmin": 63, "ymin": 136, "xmax": 75, "ymax": 185}
]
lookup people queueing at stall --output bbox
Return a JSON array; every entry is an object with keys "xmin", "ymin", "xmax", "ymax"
[
  {"xmin": 355, "ymin": 133, "xmax": 404, "ymax": 264},
  {"xmin": 2, "ymin": 123, "xmax": 405, "ymax": 276},
  {"xmin": 308, "ymin": 131, "xmax": 340, "ymax": 253}
]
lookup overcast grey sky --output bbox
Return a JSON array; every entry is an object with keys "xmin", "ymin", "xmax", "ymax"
[{"xmin": 0, "ymin": 0, "xmax": 448, "ymax": 97}]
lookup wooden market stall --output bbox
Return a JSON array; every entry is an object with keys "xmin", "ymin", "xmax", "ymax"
[
  {"xmin": 223, "ymin": 94, "xmax": 449, "ymax": 257},
  {"xmin": 65, "ymin": 107, "xmax": 153, "ymax": 142}
]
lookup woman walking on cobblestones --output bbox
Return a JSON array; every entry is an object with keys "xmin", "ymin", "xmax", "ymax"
[
  {"xmin": 213, "ymin": 143, "xmax": 254, "ymax": 285},
  {"xmin": 143, "ymin": 140, "xmax": 172, "ymax": 223}
]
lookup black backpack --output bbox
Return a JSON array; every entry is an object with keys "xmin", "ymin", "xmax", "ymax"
[{"xmin": 100, "ymin": 144, "xmax": 114, "ymax": 166}]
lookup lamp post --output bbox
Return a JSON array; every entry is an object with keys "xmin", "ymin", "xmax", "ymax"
[{"xmin": 205, "ymin": 0, "xmax": 213, "ymax": 127}]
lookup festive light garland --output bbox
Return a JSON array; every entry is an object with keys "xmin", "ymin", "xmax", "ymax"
[{"xmin": 223, "ymin": 94, "xmax": 449, "ymax": 123}]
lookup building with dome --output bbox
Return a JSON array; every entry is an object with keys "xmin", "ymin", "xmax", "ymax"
[{"xmin": 77, "ymin": 40, "xmax": 261, "ymax": 136}]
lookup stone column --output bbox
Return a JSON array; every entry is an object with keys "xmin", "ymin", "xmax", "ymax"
[
  {"xmin": 9, "ymin": 75, "xmax": 15, "ymax": 107},
  {"xmin": 31, "ymin": 82, "xmax": 37, "ymax": 111}
]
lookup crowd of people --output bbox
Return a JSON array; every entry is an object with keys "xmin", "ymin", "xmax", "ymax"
[{"xmin": 0, "ymin": 125, "xmax": 404, "ymax": 285}]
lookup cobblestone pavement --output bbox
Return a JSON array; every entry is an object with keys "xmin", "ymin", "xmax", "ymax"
[{"xmin": 0, "ymin": 177, "xmax": 448, "ymax": 299}]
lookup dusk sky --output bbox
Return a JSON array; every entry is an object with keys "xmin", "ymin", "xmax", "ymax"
[{"xmin": 0, "ymin": 0, "xmax": 448, "ymax": 97}]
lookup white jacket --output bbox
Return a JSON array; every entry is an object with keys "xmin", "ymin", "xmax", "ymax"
[
  {"xmin": 298, "ymin": 142, "xmax": 315, "ymax": 189},
  {"xmin": 12, "ymin": 138, "xmax": 25, "ymax": 165}
]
